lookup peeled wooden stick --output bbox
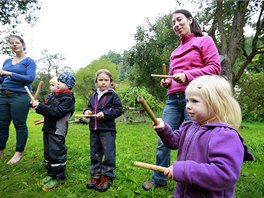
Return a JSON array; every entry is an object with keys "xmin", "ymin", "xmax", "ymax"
[
  {"xmin": 33, "ymin": 119, "xmax": 44, "ymax": 125},
  {"xmin": 151, "ymin": 74, "xmax": 174, "ymax": 78},
  {"xmin": 34, "ymin": 81, "xmax": 44, "ymax": 100},
  {"xmin": 162, "ymin": 63, "xmax": 167, "ymax": 75},
  {"xmin": 24, "ymin": 86, "xmax": 36, "ymax": 102},
  {"xmin": 133, "ymin": 161, "xmax": 166, "ymax": 173},
  {"xmin": 137, "ymin": 96, "xmax": 159, "ymax": 125},
  {"xmin": 75, "ymin": 114, "xmax": 97, "ymax": 118}
]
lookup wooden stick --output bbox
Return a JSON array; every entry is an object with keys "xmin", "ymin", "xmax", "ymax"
[
  {"xmin": 151, "ymin": 74, "xmax": 174, "ymax": 78},
  {"xmin": 133, "ymin": 161, "xmax": 166, "ymax": 173},
  {"xmin": 137, "ymin": 96, "xmax": 159, "ymax": 125},
  {"xmin": 75, "ymin": 114, "xmax": 97, "ymax": 118},
  {"xmin": 34, "ymin": 81, "xmax": 44, "ymax": 100},
  {"xmin": 24, "ymin": 86, "xmax": 36, "ymax": 102},
  {"xmin": 33, "ymin": 119, "xmax": 44, "ymax": 125},
  {"xmin": 162, "ymin": 64, "xmax": 167, "ymax": 75}
]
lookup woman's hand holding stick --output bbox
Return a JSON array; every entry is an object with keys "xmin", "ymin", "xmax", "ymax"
[
  {"xmin": 137, "ymin": 96, "xmax": 159, "ymax": 126},
  {"xmin": 133, "ymin": 161, "xmax": 166, "ymax": 173}
]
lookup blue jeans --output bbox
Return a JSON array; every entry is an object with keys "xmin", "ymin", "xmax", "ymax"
[
  {"xmin": 151, "ymin": 92, "xmax": 190, "ymax": 185},
  {"xmin": 0, "ymin": 93, "xmax": 30, "ymax": 151}
]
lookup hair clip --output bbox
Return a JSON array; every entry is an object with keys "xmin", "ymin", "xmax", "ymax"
[{"xmin": 197, "ymin": 80, "xmax": 206, "ymax": 89}]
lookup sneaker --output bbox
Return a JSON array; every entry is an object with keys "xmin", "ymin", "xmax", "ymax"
[
  {"xmin": 95, "ymin": 176, "xmax": 113, "ymax": 192},
  {"xmin": 86, "ymin": 177, "xmax": 100, "ymax": 189},
  {"xmin": 142, "ymin": 180, "xmax": 165, "ymax": 190},
  {"xmin": 42, "ymin": 179, "xmax": 64, "ymax": 191},
  {"xmin": 39, "ymin": 176, "xmax": 52, "ymax": 186}
]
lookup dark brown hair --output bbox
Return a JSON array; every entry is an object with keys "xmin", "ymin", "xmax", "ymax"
[{"xmin": 173, "ymin": 9, "xmax": 203, "ymax": 37}]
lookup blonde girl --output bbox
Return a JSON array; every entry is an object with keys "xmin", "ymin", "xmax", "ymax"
[{"xmin": 153, "ymin": 75, "xmax": 255, "ymax": 198}]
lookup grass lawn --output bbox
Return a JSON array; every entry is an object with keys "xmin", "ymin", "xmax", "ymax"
[{"xmin": 0, "ymin": 110, "xmax": 263, "ymax": 197}]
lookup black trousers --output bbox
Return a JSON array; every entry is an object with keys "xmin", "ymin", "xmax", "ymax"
[{"xmin": 43, "ymin": 133, "xmax": 67, "ymax": 180}]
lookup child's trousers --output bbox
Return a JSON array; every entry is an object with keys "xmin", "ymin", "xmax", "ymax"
[
  {"xmin": 90, "ymin": 130, "xmax": 116, "ymax": 179},
  {"xmin": 44, "ymin": 133, "xmax": 67, "ymax": 180}
]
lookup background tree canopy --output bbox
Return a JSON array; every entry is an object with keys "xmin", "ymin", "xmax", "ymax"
[
  {"xmin": 0, "ymin": 0, "xmax": 41, "ymax": 54},
  {"xmin": 125, "ymin": 0, "xmax": 263, "ymax": 89},
  {"xmin": 1, "ymin": 0, "xmax": 263, "ymax": 121}
]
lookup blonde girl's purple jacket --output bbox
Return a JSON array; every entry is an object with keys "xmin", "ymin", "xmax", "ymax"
[{"xmin": 155, "ymin": 121, "xmax": 255, "ymax": 198}]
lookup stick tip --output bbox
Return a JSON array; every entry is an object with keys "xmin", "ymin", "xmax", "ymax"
[{"xmin": 137, "ymin": 96, "xmax": 144, "ymax": 103}]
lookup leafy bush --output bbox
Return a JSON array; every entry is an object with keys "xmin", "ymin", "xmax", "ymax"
[
  {"xmin": 74, "ymin": 95, "xmax": 87, "ymax": 112},
  {"xmin": 237, "ymin": 72, "xmax": 264, "ymax": 122},
  {"xmin": 116, "ymin": 86, "xmax": 164, "ymax": 112}
]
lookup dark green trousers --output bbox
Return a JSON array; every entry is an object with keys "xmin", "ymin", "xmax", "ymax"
[{"xmin": 0, "ymin": 92, "xmax": 30, "ymax": 151}]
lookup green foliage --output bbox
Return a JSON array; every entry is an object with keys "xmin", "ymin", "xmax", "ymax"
[
  {"xmin": 74, "ymin": 95, "xmax": 87, "ymax": 112},
  {"xmin": 31, "ymin": 73, "xmax": 51, "ymax": 101},
  {"xmin": 125, "ymin": 14, "xmax": 177, "ymax": 100},
  {"xmin": 74, "ymin": 57, "xmax": 120, "ymax": 101},
  {"xmin": 0, "ymin": 111, "xmax": 263, "ymax": 197},
  {"xmin": 116, "ymin": 85, "xmax": 164, "ymax": 113},
  {"xmin": 237, "ymin": 72, "xmax": 264, "ymax": 122},
  {"xmin": 101, "ymin": 51, "xmax": 123, "ymax": 65}
]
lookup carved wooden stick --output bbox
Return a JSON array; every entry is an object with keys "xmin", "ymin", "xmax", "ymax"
[
  {"xmin": 34, "ymin": 81, "xmax": 44, "ymax": 100},
  {"xmin": 162, "ymin": 63, "xmax": 167, "ymax": 76},
  {"xmin": 33, "ymin": 119, "xmax": 44, "ymax": 125},
  {"xmin": 24, "ymin": 86, "xmax": 36, "ymax": 102},
  {"xmin": 133, "ymin": 161, "xmax": 166, "ymax": 173},
  {"xmin": 137, "ymin": 96, "xmax": 159, "ymax": 125},
  {"xmin": 151, "ymin": 74, "xmax": 174, "ymax": 78}
]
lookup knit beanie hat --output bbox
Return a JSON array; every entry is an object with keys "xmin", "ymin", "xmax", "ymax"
[
  {"xmin": 49, "ymin": 76, "xmax": 58, "ymax": 85},
  {"xmin": 58, "ymin": 72, "xmax": 76, "ymax": 89}
]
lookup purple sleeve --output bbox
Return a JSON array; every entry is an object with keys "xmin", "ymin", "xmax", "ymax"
[
  {"xmin": 155, "ymin": 122, "xmax": 181, "ymax": 149},
  {"xmin": 184, "ymin": 36, "xmax": 221, "ymax": 81},
  {"xmin": 172, "ymin": 127, "xmax": 244, "ymax": 191}
]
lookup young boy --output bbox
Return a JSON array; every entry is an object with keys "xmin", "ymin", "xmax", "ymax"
[{"xmin": 32, "ymin": 72, "xmax": 76, "ymax": 191}]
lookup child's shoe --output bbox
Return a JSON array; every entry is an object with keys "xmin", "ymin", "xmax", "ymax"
[
  {"xmin": 86, "ymin": 177, "xmax": 100, "ymax": 189},
  {"xmin": 42, "ymin": 179, "xmax": 64, "ymax": 191},
  {"xmin": 39, "ymin": 176, "xmax": 52, "ymax": 186},
  {"xmin": 95, "ymin": 176, "xmax": 113, "ymax": 192}
]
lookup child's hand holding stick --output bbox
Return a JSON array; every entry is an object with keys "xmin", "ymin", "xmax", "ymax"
[
  {"xmin": 24, "ymin": 86, "xmax": 40, "ymax": 108},
  {"xmin": 24, "ymin": 86, "xmax": 36, "ymax": 103}
]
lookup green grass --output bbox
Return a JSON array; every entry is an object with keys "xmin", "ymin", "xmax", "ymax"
[{"xmin": 0, "ymin": 110, "xmax": 263, "ymax": 197}]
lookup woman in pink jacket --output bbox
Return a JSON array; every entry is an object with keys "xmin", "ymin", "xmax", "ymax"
[{"xmin": 143, "ymin": 9, "xmax": 221, "ymax": 190}]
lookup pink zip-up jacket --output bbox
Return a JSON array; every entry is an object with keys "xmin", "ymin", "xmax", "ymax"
[{"xmin": 167, "ymin": 33, "xmax": 221, "ymax": 95}]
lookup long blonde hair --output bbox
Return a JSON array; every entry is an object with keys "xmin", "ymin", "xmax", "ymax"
[{"xmin": 188, "ymin": 75, "xmax": 241, "ymax": 129}]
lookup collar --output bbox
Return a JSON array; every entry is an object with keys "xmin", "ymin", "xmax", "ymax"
[
  {"xmin": 55, "ymin": 89, "xmax": 72, "ymax": 96},
  {"xmin": 180, "ymin": 33, "xmax": 195, "ymax": 44}
]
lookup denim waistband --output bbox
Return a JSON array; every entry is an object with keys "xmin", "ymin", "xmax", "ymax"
[{"xmin": 169, "ymin": 92, "xmax": 185, "ymax": 96}]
